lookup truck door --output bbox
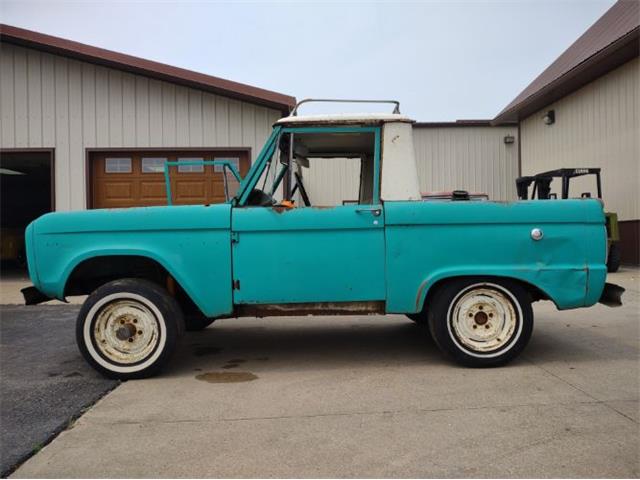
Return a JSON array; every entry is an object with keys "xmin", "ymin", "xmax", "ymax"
[{"xmin": 231, "ymin": 126, "xmax": 386, "ymax": 305}]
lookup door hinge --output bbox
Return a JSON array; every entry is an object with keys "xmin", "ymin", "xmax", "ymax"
[
  {"xmin": 233, "ymin": 279, "xmax": 240, "ymax": 290},
  {"xmin": 231, "ymin": 232, "xmax": 240, "ymax": 243}
]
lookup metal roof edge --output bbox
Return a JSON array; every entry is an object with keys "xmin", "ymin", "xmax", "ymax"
[{"xmin": 0, "ymin": 23, "xmax": 296, "ymax": 114}]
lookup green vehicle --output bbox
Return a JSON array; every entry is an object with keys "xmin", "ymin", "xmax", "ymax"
[
  {"xmin": 22, "ymin": 100, "xmax": 623, "ymax": 379},
  {"xmin": 516, "ymin": 168, "xmax": 621, "ymax": 272}
]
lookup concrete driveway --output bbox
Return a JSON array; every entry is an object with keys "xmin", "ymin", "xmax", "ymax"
[{"xmin": 10, "ymin": 269, "xmax": 640, "ymax": 478}]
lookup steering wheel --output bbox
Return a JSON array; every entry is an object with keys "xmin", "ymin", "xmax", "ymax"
[
  {"xmin": 246, "ymin": 189, "xmax": 276, "ymax": 206},
  {"xmin": 294, "ymin": 172, "xmax": 311, "ymax": 207}
]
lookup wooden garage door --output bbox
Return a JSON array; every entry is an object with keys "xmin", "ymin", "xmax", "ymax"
[{"xmin": 91, "ymin": 150, "xmax": 250, "ymax": 209}]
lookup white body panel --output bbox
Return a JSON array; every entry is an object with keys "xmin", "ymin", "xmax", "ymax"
[{"xmin": 380, "ymin": 122, "xmax": 421, "ymax": 201}]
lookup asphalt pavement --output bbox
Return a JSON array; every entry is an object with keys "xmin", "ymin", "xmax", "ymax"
[{"xmin": 0, "ymin": 305, "xmax": 118, "ymax": 477}]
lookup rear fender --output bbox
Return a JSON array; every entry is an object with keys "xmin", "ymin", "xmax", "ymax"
[{"xmin": 413, "ymin": 266, "xmax": 589, "ymax": 313}]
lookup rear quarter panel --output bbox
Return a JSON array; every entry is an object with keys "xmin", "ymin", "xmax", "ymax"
[{"xmin": 384, "ymin": 199, "xmax": 607, "ymax": 313}]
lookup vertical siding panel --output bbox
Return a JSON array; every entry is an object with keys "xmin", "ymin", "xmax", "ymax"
[
  {"xmin": 521, "ymin": 58, "xmax": 639, "ymax": 220},
  {"xmin": 241, "ymin": 104, "xmax": 256, "ymax": 158},
  {"xmin": 162, "ymin": 83, "xmax": 176, "ymax": 146},
  {"xmin": 175, "ymin": 86, "xmax": 189, "ymax": 145},
  {"xmin": 68, "ymin": 60, "xmax": 84, "ymax": 209},
  {"xmin": 54, "ymin": 56, "xmax": 70, "ymax": 210},
  {"xmin": 202, "ymin": 93, "xmax": 216, "ymax": 146},
  {"xmin": 122, "ymin": 73, "xmax": 136, "ymax": 146},
  {"xmin": 81, "ymin": 63, "xmax": 96, "ymax": 147},
  {"xmin": 0, "ymin": 45, "xmax": 15, "ymax": 147},
  {"xmin": 40, "ymin": 53, "xmax": 55, "ymax": 146},
  {"xmin": 13, "ymin": 47, "xmax": 28, "ymax": 146},
  {"xmin": 228, "ymin": 99, "xmax": 242, "ymax": 146},
  {"xmin": 215, "ymin": 96, "xmax": 229, "ymax": 146},
  {"xmin": 27, "ymin": 49, "xmax": 42, "ymax": 146},
  {"xmin": 135, "ymin": 77, "xmax": 149, "ymax": 147},
  {"xmin": 413, "ymin": 126, "xmax": 517, "ymax": 200},
  {"xmin": 95, "ymin": 66, "xmax": 109, "ymax": 146},
  {"xmin": 148, "ymin": 79, "xmax": 162, "ymax": 146},
  {"xmin": 108, "ymin": 69, "xmax": 123, "ymax": 146},
  {"xmin": 188, "ymin": 90, "xmax": 203, "ymax": 146}
]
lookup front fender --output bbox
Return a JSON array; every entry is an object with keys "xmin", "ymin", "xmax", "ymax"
[{"xmin": 29, "ymin": 204, "xmax": 234, "ymax": 318}]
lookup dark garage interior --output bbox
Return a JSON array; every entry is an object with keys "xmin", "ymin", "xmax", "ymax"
[{"xmin": 0, "ymin": 151, "xmax": 53, "ymax": 272}]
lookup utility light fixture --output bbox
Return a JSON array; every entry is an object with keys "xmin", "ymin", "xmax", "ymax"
[
  {"xmin": 504, "ymin": 135, "xmax": 515, "ymax": 144},
  {"xmin": 543, "ymin": 110, "xmax": 555, "ymax": 125}
]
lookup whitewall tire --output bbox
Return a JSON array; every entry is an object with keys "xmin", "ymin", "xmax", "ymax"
[
  {"xmin": 76, "ymin": 278, "xmax": 184, "ymax": 379},
  {"xmin": 427, "ymin": 278, "xmax": 533, "ymax": 367}
]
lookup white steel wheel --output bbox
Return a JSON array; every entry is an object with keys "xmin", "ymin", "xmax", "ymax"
[
  {"xmin": 448, "ymin": 285, "xmax": 521, "ymax": 357},
  {"xmin": 428, "ymin": 278, "xmax": 533, "ymax": 367},
  {"xmin": 77, "ymin": 279, "xmax": 183, "ymax": 379}
]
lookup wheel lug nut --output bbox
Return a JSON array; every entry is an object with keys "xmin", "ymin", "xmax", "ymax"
[
  {"xmin": 133, "ymin": 319, "xmax": 138, "ymax": 324},
  {"xmin": 472, "ymin": 325, "xmax": 477, "ymax": 329},
  {"xmin": 468, "ymin": 313, "xmax": 473, "ymax": 317},
  {"xmin": 489, "ymin": 313, "xmax": 493, "ymax": 318},
  {"xmin": 127, "ymin": 338, "xmax": 134, "ymax": 342},
  {"xmin": 120, "ymin": 320, "xmax": 125, "ymax": 324},
  {"xmin": 485, "ymin": 324, "xmax": 490, "ymax": 329},
  {"xmin": 137, "ymin": 330, "xmax": 143, "ymax": 335}
]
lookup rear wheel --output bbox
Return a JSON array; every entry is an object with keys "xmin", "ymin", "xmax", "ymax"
[
  {"xmin": 76, "ymin": 279, "xmax": 184, "ymax": 379},
  {"xmin": 428, "ymin": 278, "xmax": 533, "ymax": 367}
]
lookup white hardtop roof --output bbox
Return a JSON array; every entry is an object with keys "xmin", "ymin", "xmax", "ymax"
[{"xmin": 275, "ymin": 113, "xmax": 414, "ymax": 126}]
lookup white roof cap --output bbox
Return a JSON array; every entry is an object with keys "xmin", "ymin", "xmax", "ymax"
[{"xmin": 275, "ymin": 113, "xmax": 414, "ymax": 126}]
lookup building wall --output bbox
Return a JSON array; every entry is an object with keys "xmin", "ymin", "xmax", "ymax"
[
  {"xmin": 520, "ymin": 58, "xmax": 639, "ymax": 222},
  {"xmin": 413, "ymin": 125, "xmax": 519, "ymax": 200},
  {"xmin": 0, "ymin": 43, "xmax": 283, "ymax": 211},
  {"xmin": 301, "ymin": 125, "xmax": 520, "ymax": 206}
]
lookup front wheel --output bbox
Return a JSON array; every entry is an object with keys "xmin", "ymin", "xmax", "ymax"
[
  {"xmin": 76, "ymin": 279, "xmax": 184, "ymax": 379},
  {"xmin": 428, "ymin": 278, "xmax": 533, "ymax": 367}
]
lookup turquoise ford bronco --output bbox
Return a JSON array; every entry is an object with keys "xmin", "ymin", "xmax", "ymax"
[{"xmin": 22, "ymin": 100, "xmax": 623, "ymax": 379}]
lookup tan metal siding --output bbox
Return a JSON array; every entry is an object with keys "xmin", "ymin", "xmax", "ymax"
[
  {"xmin": 0, "ymin": 43, "xmax": 283, "ymax": 210},
  {"xmin": 301, "ymin": 125, "xmax": 519, "ymax": 203},
  {"xmin": 520, "ymin": 58, "xmax": 640, "ymax": 221},
  {"xmin": 303, "ymin": 158, "xmax": 362, "ymax": 206},
  {"xmin": 413, "ymin": 126, "xmax": 519, "ymax": 200}
]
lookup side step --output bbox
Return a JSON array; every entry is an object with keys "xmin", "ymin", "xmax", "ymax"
[{"xmin": 598, "ymin": 282, "xmax": 625, "ymax": 307}]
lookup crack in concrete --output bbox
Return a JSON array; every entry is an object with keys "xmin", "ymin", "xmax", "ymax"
[{"xmin": 84, "ymin": 397, "xmax": 638, "ymax": 426}]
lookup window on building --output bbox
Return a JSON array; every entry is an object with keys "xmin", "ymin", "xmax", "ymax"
[
  {"xmin": 141, "ymin": 157, "xmax": 167, "ymax": 173},
  {"xmin": 177, "ymin": 157, "xmax": 205, "ymax": 173},
  {"xmin": 105, "ymin": 157, "xmax": 132, "ymax": 173},
  {"xmin": 214, "ymin": 157, "xmax": 240, "ymax": 173}
]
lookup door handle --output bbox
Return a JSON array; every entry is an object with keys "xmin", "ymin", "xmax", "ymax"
[{"xmin": 355, "ymin": 207, "xmax": 381, "ymax": 217}]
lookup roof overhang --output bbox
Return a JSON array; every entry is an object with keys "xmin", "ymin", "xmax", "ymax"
[
  {"xmin": 493, "ymin": 27, "xmax": 639, "ymax": 125},
  {"xmin": 0, "ymin": 24, "xmax": 296, "ymax": 115},
  {"xmin": 414, "ymin": 119, "xmax": 516, "ymax": 128}
]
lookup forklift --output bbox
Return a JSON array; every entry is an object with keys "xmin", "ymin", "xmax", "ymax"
[{"xmin": 516, "ymin": 168, "xmax": 620, "ymax": 272}]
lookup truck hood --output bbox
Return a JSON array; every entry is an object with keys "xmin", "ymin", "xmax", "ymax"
[{"xmin": 31, "ymin": 204, "xmax": 231, "ymax": 234}]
